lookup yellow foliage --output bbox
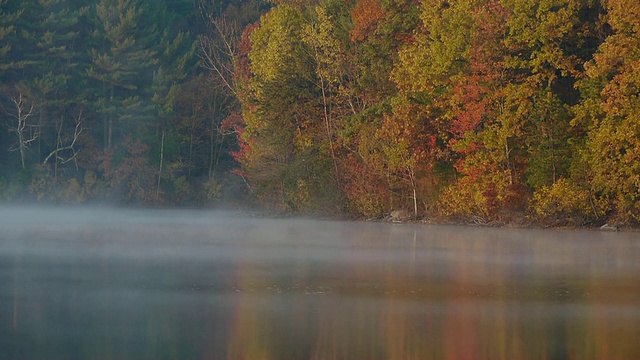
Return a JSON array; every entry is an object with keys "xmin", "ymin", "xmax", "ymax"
[
  {"xmin": 439, "ymin": 181, "xmax": 488, "ymax": 220},
  {"xmin": 202, "ymin": 178, "xmax": 222, "ymax": 201},
  {"xmin": 295, "ymin": 178, "xmax": 310, "ymax": 208},
  {"xmin": 531, "ymin": 178, "xmax": 605, "ymax": 221},
  {"xmin": 438, "ymin": 171, "xmax": 511, "ymax": 221},
  {"xmin": 60, "ymin": 178, "xmax": 85, "ymax": 204},
  {"xmin": 29, "ymin": 174, "xmax": 48, "ymax": 201},
  {"xmin": 82, "ymin": 170, "xmax": 99, "ymax": 199},
  {"xmin": 173, "ymin": 176, "xmax": 190, "ymax": 202},
  {"xmin": 352, "ymin": 196, "xmax": 386, "ymax": 218}
]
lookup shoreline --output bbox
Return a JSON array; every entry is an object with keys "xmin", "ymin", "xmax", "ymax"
[
  {"xmin": 2, "ymin": 201, "xmax": 637, "ymax": 232},
  {"xmin": 242, "ymin": 207, "xmax": 639, "ymax": 232}
]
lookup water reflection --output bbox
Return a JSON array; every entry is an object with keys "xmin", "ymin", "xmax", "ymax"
[{"xmin": 1, "ymin": 207, "xmax": 639, "ymax": 359}]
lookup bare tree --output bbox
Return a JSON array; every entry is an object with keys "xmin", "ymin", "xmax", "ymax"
[
  {"xmin": 42, "ymin": 110, "xmax": 84, "ymax": 177},
  {"xmin": 7, "ymin": 93, "xmax": 39, "ymax": 169},
  {"xmin": 198, "ymin": 13, "xmax": 241, "ymax": 97},
  {"xmin": 198, "ymin": 10, "xmax": 245, "ymax": 180}
]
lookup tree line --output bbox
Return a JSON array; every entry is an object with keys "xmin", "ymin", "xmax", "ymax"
[
  {"xmin": 233, "ymin": 0, "xmax": 639, "ymax": 225},
  {"xmin": 2, "ymin": 0, "xmax": 639, "ymax": 226},
  {"xmin": 0, "ymin": 0, "xmax": 264, "ymax": 205}
]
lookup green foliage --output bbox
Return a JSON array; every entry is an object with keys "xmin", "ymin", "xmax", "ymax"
[
  {"xmin": 239, "ymin": 4, "xmax": 339, "ymax": 212},
  {"xmin": 0, "ymin": 0, "xmax": 22, "ymax": 72},
  {"xmin": 88, "ymin": 0, "xmax": 159, "ymax": 149},
  {"xmin": 0, "ymin": 167, "xmax": 32, "ymax": 201},
  {"xmin": 172, "ymin": 175, "xmax": 190, "ymax": 203},
  {"xmin": 523, "ymin": 92, "xmax": 574, "ymax": 188},
  {"xmin": 0, "ymin": 0, "xmax": 260, "ymax": 206},
  {"xmin": 393, "ymin": 0, "xmax": 474, "ymax": 94}
]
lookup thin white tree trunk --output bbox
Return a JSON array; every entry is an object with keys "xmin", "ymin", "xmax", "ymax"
[{"xmin": 156, "ymin": 128, "xmax": 165, "ymax": 198}]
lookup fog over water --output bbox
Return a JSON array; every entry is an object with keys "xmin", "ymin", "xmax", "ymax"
[{"xmin": 1, "ymin": 206, "xmax": 639, "ymax": 359}]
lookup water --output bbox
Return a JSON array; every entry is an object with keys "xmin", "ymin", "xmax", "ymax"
[{"xmin": 1, "ymin": 206, "xmax": 639, "ymax": 359}]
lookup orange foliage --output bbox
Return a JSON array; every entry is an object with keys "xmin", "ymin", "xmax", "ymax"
[
  {"xmin": 340, "ymin": 153, "xmax": 389, "ymax": 217},
  {"xmin": 98, "ymin": 136, "xmax": 155, "ymax": 203},
  {"xmin": 235, "ymin": 23, "xmax": 259, "ymax": 100},
  {"xmin": 449, "ymin": 0, "xmax": 507, "ymax": 141},
  {"xmin": 605, "ymin": 0, "xmax": 640, "ymax": 36},
  {"xmin": 350, "ymin": 0, "xmax": 385, "ymax": 42}
]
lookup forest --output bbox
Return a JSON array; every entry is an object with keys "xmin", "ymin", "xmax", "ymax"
[{"xmin": 1, "ymin": 0, "xmax": 639, "ymax": 226}]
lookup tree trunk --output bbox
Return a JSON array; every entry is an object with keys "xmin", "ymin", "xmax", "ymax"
[
  {"xmin": 410, "ymin": 168, "xmax": 418, "ymax": 218},
  {"xmin": 108, "ymin": 85, "xmax": 114, "ymax": 149},
  {"xmin": 320, "ymin": 75, "xmax": 338, "ymax": 176},
  {"xmin": 156, "ymin": 127, "xmax": 165, "ymax": 198}
]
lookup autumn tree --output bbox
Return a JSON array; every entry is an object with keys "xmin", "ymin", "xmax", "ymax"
[
  {"xmin": 242, "ymin": 6, "xmax": 313, "ymax": 210},
  {"xmin": 576, "ymin": 0, "xmax": 640, "ymax": 223},
  {"xmin": 98, "ymin": 135, "xmax": 155, "ymax": 202},
  {"xmin": 336, "ymin": 0, "xmax": 421, "ymax": 216},
  {"xmin": 350, "ymin": 0, "xmax": 384, "ymax": 43},
  {"xmin": 391, "ymin": 0, "xmax": 482, "ymax": 218}
]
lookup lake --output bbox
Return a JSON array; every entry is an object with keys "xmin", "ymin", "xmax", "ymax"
[{"xmin": 1, "ymin": 206, "xmax": 639, "ymax": 359}]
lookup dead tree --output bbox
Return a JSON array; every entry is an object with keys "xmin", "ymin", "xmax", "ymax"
[
  {"xmin": 7, "ymin": 93, "xmax": 38, "ymax": 169},
  {"xmin": 42, "ymin": 110, "xmax": 84, "ymax": 178},
  {"xmin": 198, "ymin": 14, "xmax": 240, "ymax": 97}
]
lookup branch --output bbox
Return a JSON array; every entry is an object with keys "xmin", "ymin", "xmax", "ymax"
[
  {"xmin": 43, "ymin": 110, "xmax": 84, "ymax": 165},
  {"xmin": 198, "ymin": 15, "xmax": 240, "ymax": 96},
  {"xmin": 9, "ymin": 93, "xmax": 35, "ymax": 121},
  {"xmin": 23, "ymin": 126, "xmax": 40, "ymax": 145}
]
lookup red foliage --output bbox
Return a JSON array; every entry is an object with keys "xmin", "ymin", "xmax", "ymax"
[
  {"xmin": 450, "ymin": 77, "xmax": 489, "ymax": 138},
  {"xmin": 339, "ymin": 153, "xmax": 389, "ymax": 216},
  {"xmin": 232, "ymin": 23, "xmax": 260, "ymax": 182},
  {"xmin": 450, "ymin": 0, "xmax": 507, "ymax": 140},
  {"xmin": 98, "ymin": 136, "xmax": 155, "ymax": 202},
  {"xmin": 222, "ymin": 111, "xmax": 251, "ymax": 167},
  {"xmin": 448, "ymin": 0, "xmax": 509, "ymax": 178},
  {"xmin": 235, "ymin": 22, "xmax": 259, "ymax": 95}
]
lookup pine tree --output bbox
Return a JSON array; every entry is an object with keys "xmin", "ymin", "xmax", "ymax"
[
  {"xmin": 17, "ymin": 0, "xmax": 89, "ymax": 166},
  {"xmin": 0, "ymin": 0, "xmax": 21, "ymax": 73},
  {"xmin": 151, "ymin": 27, "xmax": 198, "ymax": 199},
  {"xmin": 87, "ymin": 0, "xmax": 157, "ymax": 150}
]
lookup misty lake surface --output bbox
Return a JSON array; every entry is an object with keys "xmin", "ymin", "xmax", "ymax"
[{"xmin": 1, "ymin": 206, "xmax": 639, "ymax": 359}]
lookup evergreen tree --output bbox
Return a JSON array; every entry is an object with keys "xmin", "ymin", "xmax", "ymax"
[
  {"xmin": 151, "ymin": 30, "xmax": 197, "ymax": 199},
  {"xmin": 0, "ymin": 0, "xmax": 21, "ymax": 73},
  {"xmin": 0, "ymin": 0, "xmax": 22, "ymax": 176},
  {"xmin": 17, "ymin": 0, "xmax": 89, "ymax": 167},
  {"xmin": 87, "ymin": 0, "xmax": 157, "ymax": 150}
]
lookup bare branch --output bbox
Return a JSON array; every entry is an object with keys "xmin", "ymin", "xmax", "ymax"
[
  {"xmin": 6, "ymin": 92, "xmax": 39, "ymax": 168},
  {"xmin": 43, "ymin": 110, "xmax": 84, "ymax": 165},
  {"xmin": 198, "ymin": 15, "xmax": 241, "ymax": 96}
]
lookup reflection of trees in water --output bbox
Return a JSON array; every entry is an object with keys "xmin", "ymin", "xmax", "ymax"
[{"xmin": 2, "ymin": 211, "xmax": 640, "ymax": 359}]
